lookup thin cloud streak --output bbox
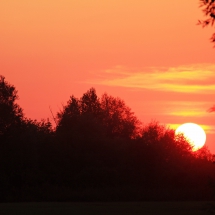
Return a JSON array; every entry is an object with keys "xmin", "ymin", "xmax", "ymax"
[
  {"xmin": 140, "ymin": 101, "xmax": 211, "ymax": 118},
  {"xmin": 89, "ymin": 64, "xmax": 215, "ymax": 94},
  {"xmin": 168, "ymin": 111, "xmax": 207, "ymax": 117},
  {"xmin": 168, "ymin": 124, "xmax": 215, "ymax": 134}
]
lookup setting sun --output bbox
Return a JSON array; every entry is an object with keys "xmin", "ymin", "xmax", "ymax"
[{"xmin": 175, "ymin": 123, "xmax": 206, "ymax": 151}]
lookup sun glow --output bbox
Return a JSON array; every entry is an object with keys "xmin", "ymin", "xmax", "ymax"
[{"xmin": 175, "ymin": 123, "xmax": 206, "ymax": 151}]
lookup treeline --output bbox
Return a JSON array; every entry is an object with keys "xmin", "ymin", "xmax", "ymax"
[{"xmin": 0, "ymin": 75, "xmax": 215, "ymax": 202}]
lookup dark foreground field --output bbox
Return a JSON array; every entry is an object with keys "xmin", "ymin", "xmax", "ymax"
[{"xmin": 0, "ymin": 202, "xmax": 215, "ymax": 215}]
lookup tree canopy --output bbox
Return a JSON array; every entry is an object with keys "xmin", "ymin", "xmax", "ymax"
[{"xmin": 56, "ymin": 88, "xmax": 141, "ymax": 140}]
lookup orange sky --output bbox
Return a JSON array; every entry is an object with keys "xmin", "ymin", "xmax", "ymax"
[{"xmin": 1, "ymin": 1, "xmax": 215, "ymax": 152}]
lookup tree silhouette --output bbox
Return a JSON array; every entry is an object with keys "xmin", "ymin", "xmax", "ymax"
[
  {"xmin": 100, "ymin": 93, "xmax": 141, "ymax": 139},
  {"xmin": 57, "ymin": 95, "xmax": 81, "ymax": 133},
  {"xmin": 56, "ymin": 88, "xmax": 140, "ymax": 140},
  {"xmin": 0, "ymin": 75, "xmax": 23, "ymax": 136},
  {"xmin": 1, "ymin": 76, "xmax": 215, "ymax": 202},
  {"xmin": 56, "ymin": 89, "xmax": 105, "ymax": 145},
  {"xmin": 198, "ymin": 0, "xmax": 215, "ymax": 44},
  {"xmin": 81, "ymin": 88, "xmax": 101, "ymax": 116}
]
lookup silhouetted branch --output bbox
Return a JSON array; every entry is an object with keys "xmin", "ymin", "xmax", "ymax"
[
  {"xmin": 49, "ymin": 106, "xmax": 57, "ymax": 126},
  {"xmin": 207, "ymin": 105, "xmax": 215, "ymax": 112},
  {"xmin": 198, "ymin": 0, "xmax": 215, "ymax": 45}
]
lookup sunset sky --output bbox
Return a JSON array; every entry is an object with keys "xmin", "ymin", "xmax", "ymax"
[{"xmin": 1, "ymin": 1, "xmax": 215, "ymax": 152}]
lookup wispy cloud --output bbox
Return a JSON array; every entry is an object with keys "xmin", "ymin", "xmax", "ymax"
[
  {"xmin": 168, "ymin": 111, "xmax": 207, "ymax": 117},
  {"xmin": 168, "ymin": 123, "xmax": 215, "ymax": 134},
  {"xmin": 89, "ymin": 64, "xmax": 215, "ymax": 94}
]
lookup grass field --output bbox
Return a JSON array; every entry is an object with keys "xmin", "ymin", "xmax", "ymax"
[{"xmin": 0, "ymin": 202, "xmax": 215, "ymax": 215}]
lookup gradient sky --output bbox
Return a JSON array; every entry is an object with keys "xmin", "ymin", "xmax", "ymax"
[{"xmin": 1, "ymin": 1, "xmax": 215, "ymax": 152}]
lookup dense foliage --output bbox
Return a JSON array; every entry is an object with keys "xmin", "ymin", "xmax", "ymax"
[
  {"xmin": 198, "ymin": 0, "xmax": 215, "ymax": 44},
  {"xmin": 0, "ymin": 76, "xmax": 215, "ymax": 202}
]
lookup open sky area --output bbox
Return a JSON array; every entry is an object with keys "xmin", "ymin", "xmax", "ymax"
[{"xmin": 1, "ymin": 1, "xmax": 215, "ymax": 152}]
